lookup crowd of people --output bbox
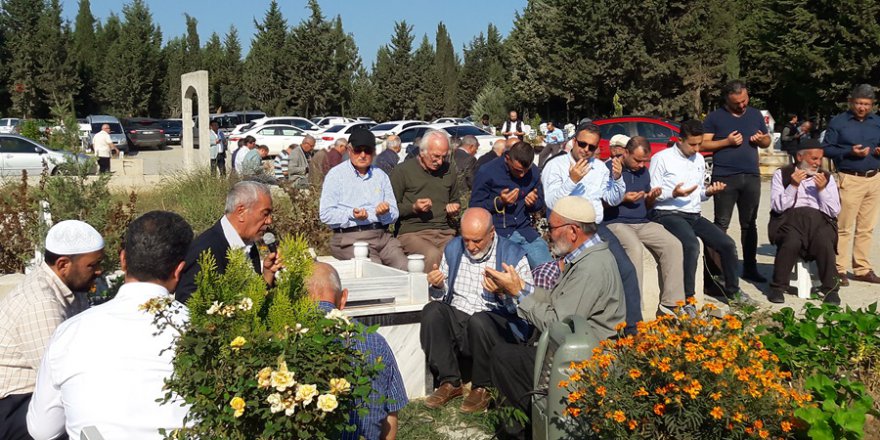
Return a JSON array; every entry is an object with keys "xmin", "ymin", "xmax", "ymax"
[{"xmin": 2, "ymin": 79, "xmax": 879, "ymax": 439}]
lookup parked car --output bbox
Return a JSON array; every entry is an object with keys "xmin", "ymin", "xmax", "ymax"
[
  {"xmin": 356, "ymin": 117, "xmax": 377, "ymax": 123},
  {"xmin": 121, "ymin": 117, "xmax": 166, "ymax": 150},
  {"xmin": 432, "ymin": 117, "xmax": 472, "ymax": 125},
  {"xmin": 86, "ymin": 115, "xmax": 128, "ymax": 153},
  {"xmin": 0, "ymin": 118, "xmax": 21, "ymax": 134},
  {"xmin": 0, "ymin": 133, "xmax": 94, "ymax": 176},
  {"xmin": 315, "ymin": 122, "xmax": 377, "ymax": 150},
  {"xmin": 161, "ymin": 119, "xmax": 183, "ymax": 144},
  {"xmin": 314, "ymin": 116, "xmax": 355, "ymax": 128},
  {"xmin": 232, "ymin": 116, "xmax": 322, "ymax": 136},
  {"xmin": 370, "ymin": 120, "xmax": 426, "ymax": 140},
  {"xmin": 395, "ymin": 123, "xmax": 503, "ymax": 161},
  {"xmin": 227, "ymin": 124, "xmax": 307, "ymax": 157}
]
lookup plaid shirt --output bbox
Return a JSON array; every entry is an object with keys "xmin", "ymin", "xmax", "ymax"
[
  {"xmin": 0, "ymin": 262, "xmax": 88, "ymax": 397},
  {"xmin": 529, "ymin": 235, "xmax": 603, "ymax": 291},
  {"xmin": 318, "ymin": 302, "xmax": 408, "ymax": 440}
]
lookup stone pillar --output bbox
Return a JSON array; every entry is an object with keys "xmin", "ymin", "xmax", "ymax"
[{"xmin": 181, "ymin": 70, "xmax": 210, "ymax": 171}]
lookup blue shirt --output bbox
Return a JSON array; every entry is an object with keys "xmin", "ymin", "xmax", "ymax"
[
  {"xmin": 319, "ymin": 160, "xmax": 399, "ymax": 229},
  {"xmin": 317, "ymin": 302, "xmax": 408, "ymax": 440},
  {"xmin": 545, "ymin": 128, "xmax": 565, "ymax": 144},
  {"xmin": 703, "ymin": 106, "xmax": 767, "ymax": 177},
  {"xmin": 470, "ymin": 156, "xmax": 545, "ymax": 241},
  {"xmin": 822, "ymin": 111, "xmax": 880, "ymax": 172},
  {"xmin": 604, "ymin": 162, "xmax": 650, "ymax": 224}
]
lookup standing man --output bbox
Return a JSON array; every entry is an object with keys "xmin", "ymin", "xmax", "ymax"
[
  {"xmin": 470, "ymin": 141, "xmax": 552, "ymax": 267},
  {"xmin": 320, "ymin": 129, "xmax": 407, "ymax": 270},
  {"xmin": 375, "ymin": 135, "xmax": 402, "ymax": 177},
  {"xmin": 544, "ymin": 121, "xmax": 565, "ymax": 145},
  {"xmin": 702, "ymin": 80, "xmax": 772, "ymax": 283},
  {"xmin": 780, "ymin": 114, "xmax": 803, "ymax": 162},
  {"xmin": 176, "ymin": 181, "xmax": 281, "ymax": 303},
  {"xmin": 500, "ymin": 110, "xmax": 525, "ymax": 140},
  {"xmin": 391, "ymin": 129, "xmax": 461, "ymax": 270},
  {"xmin": 92, "ymin": 124, "xmax": 118, "ymax": 174},
  {"xmin": 324, "ymin": 138, "xmax": 348, "ymax": 175},
  {"xmin": 453, "ymin": 135, "xmax": 479, "ymax": 191},
  {"xmin": 209, "ymin": 121, "xmax": 226, "ymax": 177},
  {"xmin": 823, "ymin": 84, "xmax": 880, "ymax": 284},
  {"xmin": 0, "ymin": 220, "xmax": 105, "ymax": 440},
  {"xmin": 287, "ymin": 135, "xmax": 315, "ymax": 188}
]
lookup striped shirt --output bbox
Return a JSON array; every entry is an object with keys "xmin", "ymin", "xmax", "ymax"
[
  {"xmin": 274, "ymin": 149, "xmax": 291, "ymax": 180},
  {"xmin": 0, "ymin": 262, "xmax": 88, "ymax": 397}
]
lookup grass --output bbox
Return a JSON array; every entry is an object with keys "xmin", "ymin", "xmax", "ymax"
[{"xmin": 398, "ymin": 394, "xmax": 495, "ymax": 440}]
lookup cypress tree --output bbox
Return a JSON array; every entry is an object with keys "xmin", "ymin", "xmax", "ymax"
[
  {"xmin": 183, "ymin": 13, "xmax": 201, "ymax": 72},
  {"xmin": 221, "ymin": 26, "xmax": 245, "ymax": 111},
  {"xmin": 71, "ymin": 0, "xmax": 98, "ymax": 115},
  {"xmin": 35, "ymin": 0, "xmax": 81, "ymax": 116},
  {"xmin": 3, "ymin": 0, "xmax": 45, "ymax": 117},
  {"xmin": 413, "ymin": 35, "xmax": 439, "ymax": 120},
  {"xmin": 243, "ymin": 0, "xmax": 289, "ymax": 114},
  {"xmin": 433, "ymin": 22, "xmax": 460, "ymax": 116}
]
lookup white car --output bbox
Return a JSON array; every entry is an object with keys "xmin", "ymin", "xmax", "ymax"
[
  {"xmin": 432, "ymin": 117, "xmax": 472, "ymax": 125},
  {"xmin": 227, "ymin": 124, "xmax": 307, "ymax": 157},
  {"xmin": 395, "ymin": 123, "xmax": 503, "ymax": 161},
  {"xmin": 370, "ymin": 120, "xmax": 426, "ymax": 140},
  {"xmin": 315, "ymin": 116, "xmax": 355, "ymax": 128},
  {"xmin": 0, "ymin": 118, "xmax": 22, "ymax": 134},
  {"xmin": 232, "ymin": 116, "xmax": 323, "ymax": 136},
  {"xmin": 0, "ymin": 134, "xmax": 94, "ymax": 176},
  {"xmin": 315, "ymin": 122, "xmax": 377, "ymax": 150}
]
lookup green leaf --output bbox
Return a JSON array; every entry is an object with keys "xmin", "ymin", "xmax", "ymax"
[
  {"xmin": 807, "ymin": 419, "xmax": 835, "ymax": 440},
  {"xmin": 832, "ymin": 410, "xmax": 865, "ymax": 436},
  {"xmin": 798, "ymin": 321, "xmax": 819, "ymax": 341}
]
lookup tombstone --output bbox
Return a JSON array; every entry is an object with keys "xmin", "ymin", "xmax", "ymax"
[{"xmin": 181, "ymin": 70, "xmax": 211, "ymax": 170}]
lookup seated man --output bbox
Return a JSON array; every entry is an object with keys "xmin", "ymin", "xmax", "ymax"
[
  {"xmin": 470, "ymin": 141, "xmax": 552, "ymax": 267},
  {"xmin": 475, "ymin": 139, "xmax": 506, "ymax": 173},
  {"xmin": 320, "ymin": 128, "xmax": 407, "ymax": 270},
  {"xmin": 487, "ymin": 196, "xmax": 626, "ymax": 438},
  {"xmin": 27, "ymin": 211, "xmax": 193, "ymax": 440},
  {"xmin": 375, "ymin": 135, "xmax": 401, "ymax": 177},
  {"xmin": 768, "ymin": 138, "xmax": 841, "ymax": 304},
  {"xmin": 306, "ymin": 263, "xmax": 408, "ymax": 440},
  {"xmin": 649, "ymin": 120, "xmax": 746, "ymax": 303},
  {"xmin": 420, "ymin": 208, "xmax": 533, "ymax": 413},
  {"xmin": 604, "ymin": 136, "xmax": 686, "ymax": 316},
  {"xmin": 391, "ymin": 129, "xmax": 461, "ymax": 269},
  {"xmin": 453, "ymin": 135, "xmax": 479, "ymax": 191}
]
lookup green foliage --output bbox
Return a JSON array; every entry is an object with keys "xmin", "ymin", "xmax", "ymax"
[
  {"xmin": 243, "ymin": 1, "xmax": 290, "ymax": 115},
  {"xmin": 795, "ymin": 374, "xmax": 874, "ymax": 440},
  {"xmin": 135, "ymin": 169, "xmax": 234, "ymax": 234},
  {"xmin": 0, "ymin": 174, "xmax": 39, "ymax": 273},
  {"xmin": 470, "ymin": 84, "xmax": 509, "ymax": 128}
]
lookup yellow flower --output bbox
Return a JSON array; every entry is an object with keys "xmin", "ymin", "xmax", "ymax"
[
  {"xmin": 612, "ymin": 410, "xmax": 626, "ymax": 423},
  {"xmin": 296, "ymin": 383, "xmax": 319, "ymax": 406},
  {"xmin": 256, "ymin": 367, "xmax": 273, "ymax": 389},
  {"xmin": 781, "ymin": 420, "xmax": 792, "ymax": 432},
  {"xmin": 628, "ymin": 368, "xmax": 642, "ymax": 379},
  {"xmin": 230, "ymin": 396, "xmax": 246, "ymax": 418},
  {"xmin": 329, "ymin": 378, "xmax": 351, "ymax": 395},
  {"xmin": 229, "ymin": 336, "xmax": 246, "ymax": 350},
  {"xmin": 710, "ymin": 406, "xmax": 724, "ymax": 419},
  {"xmin": 270, "ymin": 361, "xmax": 296, "ymax": 392},
  {"xmin": 317, "ymin": 393, "xmax": 338, "ymax": 412},
  {"xmin": 615, "ymin": 322, "xmax": 627, "ymax": 332}
]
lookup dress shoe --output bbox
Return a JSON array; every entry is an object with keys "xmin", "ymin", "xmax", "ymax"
[
  {"xmin": 766, "ymin": 288, "xmax": 785, "ymax": 304},
  {"xmin": 460, "ymin": 386, "xmax": 490, "ymax": 413},
  {"xmin": 838, "ymin": 273, "xmax": 849, "ymax": 287},
  {"xmin": 742, "ymin": 268, "xmax": 767, "ymax": 283},
  {"xmin": 823, "ymin": 290, "xmax": 841, "ymax": 306},
  {"xmin": 852, "ymin": 271, "xmax": 880, "ymax": 284},
  {"xmin": 424, "ymin": 382, "xmax": 463, "ymax": 409}
]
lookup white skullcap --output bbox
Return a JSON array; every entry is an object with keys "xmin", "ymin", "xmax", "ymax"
[
  {"xmin": 609, "ymin": 134, "xmax": 631, "ymax": 148},
  {"xmin": 554, "ymin": 196, "xmax": 596, "ymax": 224},
  {"xmin": 45, "ymin": 220, "xmax": 105, "ymax": 255}
]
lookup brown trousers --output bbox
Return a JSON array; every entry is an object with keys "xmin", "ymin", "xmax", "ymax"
[
  {"xmin": 330, "ymin": 230, "xmax": 408, "ymax": 271},
  {"xmin": 836, "ymin": 172, "xmax": 880, "ymax": 275},
  {"xmin": 397, "ymin": 228, "xmax": 457, "ymax": 270}
]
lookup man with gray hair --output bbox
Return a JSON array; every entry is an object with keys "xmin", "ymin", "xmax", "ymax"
[
  {"xmin": 390, "ymin": 129, "xmax": 462, "ymax": 269},
  {"xmin": 375, "ymin": 134, "xmax": 401, "ymax": 176},
  {"xmin": 454, "ymin": 135, "xmax": 479, "ymax": 190},
  {"xmin": 823, "ymin": 83, "xmax": 880, "ymax": 285},
  {"xmin": 323, "ymin": 138, "xmax": 349, "ymax": 175},
  {"xmin": 278, "ymin": 135, "xmax": 315, "ymax": 188},
  {"xmin": 176, "ymin": 181, "xmax": 282, "ymax": 303}
]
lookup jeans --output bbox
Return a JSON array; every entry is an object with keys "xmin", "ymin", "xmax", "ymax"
[
  {"xmin": 652, "ymin": 210, "xmax": 739, "ymax": 297},
  {"xmin": 507, "ymin": 231, "xmax": 553, "ymax": 267},
  {"xmin": 711, "ymin": 173, "xmax": 761, "ymax": 270}
]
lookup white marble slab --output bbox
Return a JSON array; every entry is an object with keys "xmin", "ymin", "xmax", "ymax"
[{"xmin": 376, "ymin": 322, "xmax": 427, "ymax": 400}]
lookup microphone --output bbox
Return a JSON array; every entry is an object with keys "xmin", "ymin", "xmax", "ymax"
[{"xmin": 262, "ymin": 232, "xmax": 278, "ymax": 253}]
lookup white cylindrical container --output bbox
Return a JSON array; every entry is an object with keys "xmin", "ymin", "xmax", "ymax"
[
  {"xmin": 407, "ymin": 254, "xmax": 426, "ymax": 273},
  {"xmin": 353, "ymin": 241, "xmax": 369, "ymax": 260}
]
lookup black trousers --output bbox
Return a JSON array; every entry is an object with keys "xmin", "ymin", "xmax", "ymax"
[
  {"xmin": 771, "ymin": 207, "xmax": 838, "ymax": 292},
  {"xmin": 216, "ymin": 152, "xmax": 227, "ymax": 177},
  {"xmin": 652, "ymin": 210, "xmax": 739, "ymax": 297},
  {"xmin": 420, "ymin": 301, "xmax": 520, "ymax": 388},
  {"xmin": 712, "ymin": 173, "xmax": 761, "ymax": 270},
  {"xmin": 0, "ymin": 393, "xmax": 34, "ymax": 440},
  {"xmin": 490, "ymin": 343, "xmax": 537, "ymax": 440},
  {"xmin": 97, "ymin": 157, "xmax": 110, "ymax": 173}
]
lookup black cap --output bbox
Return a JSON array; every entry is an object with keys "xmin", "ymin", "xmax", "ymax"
[
  {"xmin": 797, "ymin": 137, "xmax": 822, "ymax": 151},
  {"xmin": 348, "ymin": 128, "xmax": 376, "ymax": 149}
]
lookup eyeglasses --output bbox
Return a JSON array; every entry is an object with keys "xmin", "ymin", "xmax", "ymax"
[
  {"xmin": 576, "ymin": 140, "xmax": 599, "ymax": 151},
  {"xmin": 547, "ymin": 223, "xmax": 575, "ymax": 232},
  {"xmin": 352, "ymin": 146, "xmax": 374, "ymax": 155}
]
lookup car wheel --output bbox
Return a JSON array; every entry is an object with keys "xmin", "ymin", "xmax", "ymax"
[{"xmin": 704, "ymin": 158, "xmax": 713, "ymax": 186}]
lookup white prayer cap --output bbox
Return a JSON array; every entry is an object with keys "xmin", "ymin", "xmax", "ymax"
[
  {"xmin": 609, "ymin": 134, "xmax": 631, "ymax": 148},
  {"xmin": 553, "ymin": 196, "xmax": 596, "ymax": 224},
  {"xmin": 45, "ymin": 220, "xmax": 105, "ymax": 255}
]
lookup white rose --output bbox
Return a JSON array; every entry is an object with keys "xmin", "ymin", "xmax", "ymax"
[{"xmin": 317, "ymin": 393, "xmax": 338, "ymax": 412}]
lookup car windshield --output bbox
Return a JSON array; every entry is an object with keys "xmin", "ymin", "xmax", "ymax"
[
  {"xmin": 90, "ymin": 123, "xmax": 123, "ymax": 134},
  {"xmin": 323, "ymin": 125, "xmax": 344, "ymax": 133},
  {"xmin": 371, "ymin": 123, "xmax": 398, "ymax": 131},
  {"xmin": 445, "ymin": 126, "xmax": 489, "ymax": 137}
]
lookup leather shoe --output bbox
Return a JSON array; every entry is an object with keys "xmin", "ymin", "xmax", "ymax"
[
  {"xmin": 766, "ymin": 288, "xmax": 785, "ymax": 304},
  {"xmin": 460, "ymin": 386, "xmax": 490, "ymax": 413},
  {"xmin": 853, "ymin": 271, "xmax": 880, "ymax": 284},
  {"xmin": 742, "ymin": 268, "xmax": 767, "ymax": 283},
  {"xmin": 823, "ymin": 290, "xmax": 841, "ymax": 305},
  {"xmin": 838, "ymin": 273, "xmax": 849, "ymax": 287},
  {"xmin": 424, "ymin": 382, "xmax": 463, "ymax": 409}
]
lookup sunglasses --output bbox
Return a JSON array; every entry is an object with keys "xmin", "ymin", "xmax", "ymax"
[
  {"xmin": 576, "ymin": 140, "xmax": 599, "ymax": 151},
  {"xmin": 352, "ymin": 146, "xmax": 375, "ymax": 155}
]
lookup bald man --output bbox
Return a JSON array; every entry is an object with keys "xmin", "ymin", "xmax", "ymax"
[
  {"xmin": 420, "ymin": 208, "xmax": 534, "ymax": 413},
  {"xmin": 92, "ymin": 123, "xmax": 118, "ymax": 173},
  {"xmin": 475, "ymin": 139, "xmax": 506, "ymax": 173},
  {"xmin": 306, "ymin": 263, "xmax": 407, "ymax": 440}
]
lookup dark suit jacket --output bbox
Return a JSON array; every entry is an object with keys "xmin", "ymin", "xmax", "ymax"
[
  {"xmin": 453, "ymin": 148, "xmax": 477, "ymax": 190},
  {"xmin": 176, "ymin": 220, "xmax": 262, "ymax": 304}
]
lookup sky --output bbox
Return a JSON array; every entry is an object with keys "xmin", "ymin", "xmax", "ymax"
[{"xmin": 60, "ymin": 0, "xmax": 528, "ymax": 66}]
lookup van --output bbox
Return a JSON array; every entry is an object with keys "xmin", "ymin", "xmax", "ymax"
[{"xmin": 86, "ymin": 115, "xmax": 128, "ymax": 153}]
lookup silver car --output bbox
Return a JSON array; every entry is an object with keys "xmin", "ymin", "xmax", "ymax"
[{"xmin": 0, "ymin": 134, "xmax": 94, "ymax": 176}]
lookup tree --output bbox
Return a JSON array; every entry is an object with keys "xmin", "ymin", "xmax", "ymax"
[
  {"xmin": 349, "ymin": 65, "xmax": 377, "ymax": 117},
  {"xmin": 183, "ymin": 13, "xmax": 201, "ymax": 72},
  {"xmin": 376, "ymin": 21, "xmax": 418, "ymax": 120},
  {"xmin": 288, "ymin": 1, "xmax": 336, "ymax": 116},
  {"xmin": 412, "ymin": 35, "xmax": 439, "ymax": 120},
  {"xmin": 35, "ymin": 0, "xmax": 81, "ymax": 116},
  {"xmin": 329, "ymin": 15, "xmax": 361, "ymax": 116},
  {"xmin": 434, "ymin": 22, "xmax": 460, "ymax": 116},
  {"xmin": 71, "ymin": 0, "xmax": 98, "ymax": 114},
  {"xmin": 3, "ymin": 0, "xmax": 46, "ymax": 117},
  {"xmin": 161, "ymin": 36, "xmax": 186, "ymax": 116},
  {"xmin": 243, "ymin": 0, "xmax": 289, "ymax": 114},
  {"xmin": 221, "ymin": 26, "xmax": 245, "ymax": 111},
  {"xmin": 202, "ymin": 32, "xmax": 225, "ymax": 111}
]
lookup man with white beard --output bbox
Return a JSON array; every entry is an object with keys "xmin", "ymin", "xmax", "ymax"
[{"xmin": 419, "ymin": 207, "xmax": 534, "ymax": 413}]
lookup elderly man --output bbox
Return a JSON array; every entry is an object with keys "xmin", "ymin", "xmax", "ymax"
[
  {"xmin": 604, "ymin": 136, "xmax": 685, "ymax": 316},
  {"xmin": 275, "ymin": 136, "xmax": 315, "ymax": 187},
  {"xmin": 232, "ymin": 135, "xmax": 256, "ymax": 174},
  {"xmin": 454, "ymin": 135, "xmax": 479, "ymax": 190},
  {"xmin": 420, "ymin": 208, "xmax": 533, "ymax": 413},
  {"xmin": 27, "ymin": 212, "xmax": 193, "ymax": 440},
  {"xmin": 0, "ymin": 221, "xmax": 104, "ymax": 440},
  {"xmin": 649, "ymin": 120, "xmax": 745, "ymax": 304},
  {"xmin": 769, "ymin": 139, "xmax": 842, "ymax": 304},
  {"xmin": 176, "ymin": 181, "xmax": 280, "ymax": 303},
  {"xmin": 702, "ymin": 80, "xmax": 772, "ymax": 283},
  {"xmin": 823, "ymin": 84, "xmax": 880, "ymax": 285},
  {"xmin": 324, "ymin": 138, "xmax": 349, "ymax": 175},
  {"xmin": 375, "ymin": 135, "xmax": 402, "ymax": 176},
  {"xmin": 609, "ymin": 133, "xmax": 631, "ymax": 159},
  {"xmin": 391, "ymin": 130, "xmax": 461, "ymax": 269},
  {"xmin": 320, "ymin": 128, "xmax": 407, "ymax": 270},
  {"xmin": 306, "ymin": 263, "xmax": 408, "ymax": 440},
  {"xmin": 92, "ymin": 123, "xmax": 118, "ymax": 173},
  {"xmin": 470, "ymin": 141, "xmax": 552, "ymax": 267},
  {"xmin": 488, "ymin": 197, "xmax": 626, "ymax": 437},
  {"xmin": 475, "ymin": 138, "xmax": 506, "ymax": 173}
]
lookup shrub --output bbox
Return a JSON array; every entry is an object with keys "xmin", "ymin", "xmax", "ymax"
[
  {"xmin": 0, "ymin": 173, "xmax": 39, "ymax": 273},
  {"xmin": 562, "ymin": 302, "xmax": 811, "ymax": 439},
  {"xmin": 276, "ymin": 183, "xmax": 331, "ymax": 255},
  {"xmin": 135, "ymin": 170, "xmax": 237, "ymax": 235}
]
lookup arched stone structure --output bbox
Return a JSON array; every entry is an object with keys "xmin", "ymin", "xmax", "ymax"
[{"xmin": 181, "ymin": 70, "xmax": 210, "ymax": 170}]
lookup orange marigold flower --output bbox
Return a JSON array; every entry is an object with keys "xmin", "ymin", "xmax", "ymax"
[
  {"xmin": 565, "ymin": 406, "xmax": 581, "ymax": 418},
  {"xmin": 687, "ymin": 296, "xmax": 697, "ymax": 305},
  {"xmin": 615, "ymin": 322, "xmax": 627, "ymax": 332},
  {"xmin": 653, "ymin": 403, "xmax": 665, "ymax": 416},
  {"xmin": 781, "ymin": 420, "xmax": 792, "ymax": 432},
  {"xmin": 758, "ymin": 429, "xmax": 769, "ymax": 439},
  {"xmin": 612, "ymin": 410, "xmax": 626, "ymax": 423},
  {"xmin": 570, "ymin": 372, "xmax": 581, "ymax": 382},
  {"xmin": 596, "ymin": 386, "xmax": 607, "ymax": 397},
  {"xmin": 753, "ymin": 420, "xmax": 764, "ymax": 429},
  {"xmin": 558, "ymin": 380, "xmax": 569, "ymax": 389},
  {"xmin": 733, "ymin": 412, "xmax": 745, "ymax": 423},
  {"xmin": 673, "ymin": 371, "xmax": 686, "ymax": 381},
  {"xmin": 628, "ymin": 419, "xmax": 638, "ymax": 430},
  {"xmin": 629, "ymin": 369, "xmax": 642, "ymax": 379},
  {"xmin": 634, "ymin": 387, "xmax": 649, "ymax": 397},
  {"xmin": 710, "ymin": 406, "xmax": 724, "ymax": 419}
]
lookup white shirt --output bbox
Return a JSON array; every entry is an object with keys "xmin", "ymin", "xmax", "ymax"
[
  {"xmin": 208, "ymin": 129, "xmax": 220, "ymax": 159},
  {"xmin": 27, "ymin": 282, "xmax": 190, "ymax": 440},
  {"xmin": 233, "ymin": 147, "xmax": 248, "ymax": 173},
  {"xmin": 649, "ymin": 144, "xmax": 709, "ymax": 214},
  {"xmin": 220, "ymin": 215, "xmax": 254, "ymax": 256},
  {"xmin": 92, "ymin": 131, "xmax": 114, "ymax": 158},
  {"xmin": 541, "ymin": 153, "xmax": 626, "ymax": 224}
]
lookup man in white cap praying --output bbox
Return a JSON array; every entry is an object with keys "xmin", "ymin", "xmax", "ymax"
[{"xmin": 0, "ymin": 220, "xmax": 104, "ymax": 440}]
